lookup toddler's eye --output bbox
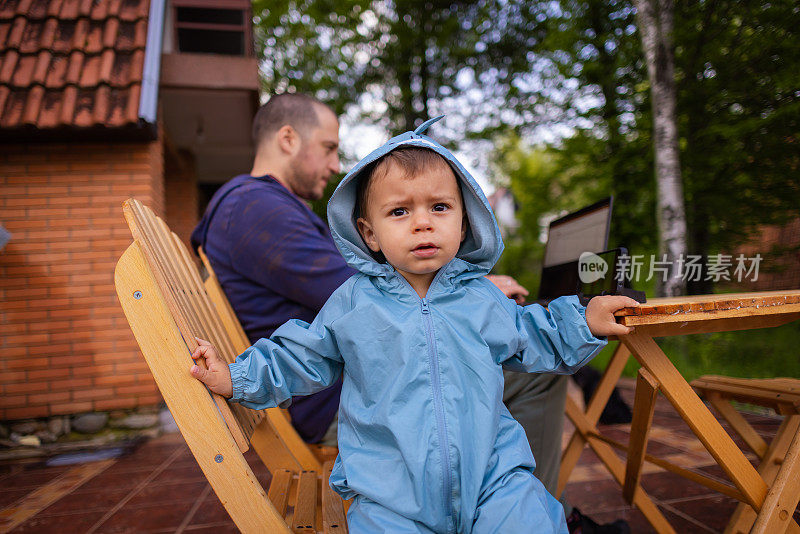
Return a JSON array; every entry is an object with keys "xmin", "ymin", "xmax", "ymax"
[
  {"xmin": 432, "ymin": 203, "xmax": 449, "ymax": 212},
  {"xmin": 390, "ymin": 208, "xmax": 407, "ymax": 217}
]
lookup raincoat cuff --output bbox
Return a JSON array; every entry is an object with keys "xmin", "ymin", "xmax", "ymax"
[{"xmin": 229, "ymin": 362, "xmax": 248, "ymax": 403}]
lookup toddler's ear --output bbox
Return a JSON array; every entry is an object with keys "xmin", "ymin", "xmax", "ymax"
[{"xmin": 357, "ymin": 217, "xmax": 381, "ymax": 252}]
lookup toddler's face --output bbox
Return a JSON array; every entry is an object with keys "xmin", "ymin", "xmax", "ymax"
[{"xmin": 357, "ymin": 162, "xmax": 467, "ymax": 296}]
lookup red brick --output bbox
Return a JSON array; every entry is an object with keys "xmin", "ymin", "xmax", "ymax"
[
  {"xmin": 1, "ymin": 395, "xmax": 31, "ymax": 408},
  {"xmin": 5, "ymin": 197, "xmax": 48, "ymax": 208},
  {"xmin": 94, "ymin": 398, "xmax": 139, "ymax": 411},
  {"xmin": 94, "ymin": 374, "xmax": 138, "ymax": 386},
  {"xmin": 5, "ymin": 357, "xmax": 49, "ymax": 370},
  {"xmin": 3, "ymin": 406, "xmax": 50, "ymax": 420},
  {"xmin": 27, "ymin": 368, "xmax": 72, "ymax": 380},
  {"xmin": 31, "ymin": 391, "xmax": 71, "ymax": 403},
  {"xmin": 116, "ymin": 384, "xmax": 158, "ymax": 396},
  {"xmin": 3, "ymin": 332, "xmax": 49, "ymax": 345},
  {"xmin": 3, "ymin": 371, "xmax": 27, "ymax": 382},
  {"xmin": 4, "ymin": 381, "xmax": 49, "ymax": 394},
  {"xmin": 73, "ymin": 387, "xmax": 113, "ymax": 400},
  {"xmin": 50, "ymin": 401, "xmax": 93, "ymax": 415}
]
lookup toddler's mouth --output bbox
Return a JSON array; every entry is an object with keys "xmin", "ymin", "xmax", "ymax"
[{"xmin": 412, "ymin": 243, "xmax": 439, "ymax": 258}]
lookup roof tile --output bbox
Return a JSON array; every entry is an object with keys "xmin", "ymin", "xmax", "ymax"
[
  {"xmin": 11, "ymin": 54, "xmax": 35, "ymax": 86},
  {"xmin": 1, "ymin": 0, "xmax": 151, "ymax": 131},
  {"xmin": 19, "ymin": 19, "xmax": 42, "ymax": 53},
  {"xmin": 37, "ymin": 89, "xmax": 62, "ymax": 128},
  {"xmin": 0, "ymin": 1, "xmax": 19, "ymax": 19},
  {"xmin": 29, "ymin": 0, "xmax": 51, "ymax": 19},
  {"xmin": 23, "ymin": 85, "xmax": 45, "ymax": 124},
  {"xmin": 102, "ymin": 17, "xmax": 119, "ymax": 48},
  {"xmin": 59, "ymin": 0, "xmax": 80, "ymax": 20},
  {"xmin": 44, "ymin": 53, "xmax": 67, "ymax": 86},
  {"xmin": 7, "ymin": 17, "xmax": 26, "ymax": 48},
  {"xmin": 16, "ymin": 0, "xmax": 34, "ymax": 17},
  {"xmin": 32, "ymin": 50, "xmax": 51, "ymax": 84}
]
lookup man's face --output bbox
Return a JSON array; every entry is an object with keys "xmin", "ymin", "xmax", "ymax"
[
  {"xmin": 357, "ymin": 161, "xmax": 467, "ymax": 295},
  {"xmin": 287, "ymin": 106, "xmax": 341, "ymax": 200}
]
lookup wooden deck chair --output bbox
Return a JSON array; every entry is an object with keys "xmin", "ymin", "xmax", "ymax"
[
  {"xmin": 115, "ymin": 198, "xmax": 348, "ymax": 533},
  {"xmin": 691, "ymin": 375, "xmax": 800, "ymax": 534}
]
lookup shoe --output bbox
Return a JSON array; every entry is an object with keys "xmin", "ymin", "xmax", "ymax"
[{"xmin": 566, "ymin": 507, "xmax": 631, "ymax": 534}]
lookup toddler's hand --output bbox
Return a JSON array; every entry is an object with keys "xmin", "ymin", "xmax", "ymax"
[
  {"xmin": 190, "ymin": 338, "xmax": 233, "ymax": 398},
  {"xmin": 584, "ymin": 295, "xmax": 640, "ymax": 337}
]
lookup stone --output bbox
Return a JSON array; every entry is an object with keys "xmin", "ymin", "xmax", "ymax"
[
  {"xmin": 16, "ymin": 435, "xmax": 41, "ymax": 447},
  {"xmin": 48, "ymin": 416, "xmax": 68, "ymax": 437},
  {"xmin": 110, "ymin": 414, "xmax": 158, "ymax": 430},
  {"xmin": 159, "ymin": 408, "xmax": 178, "ymax": 434},
  {"xmin": 10, "ymin": 421, "xmax": 40, "ymax": 435},
  {"xmin": 72, "ymin": 413, "xmax": 108, "ymax": 434},
  {"xmin": 35, "ymin": 430, "xmax": 57, "ymax": 444}
]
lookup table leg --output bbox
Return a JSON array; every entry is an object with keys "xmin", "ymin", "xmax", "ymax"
[
  {"xmin": 623, "ymin": 368, "xmax": 659, "ymax": 504},
  {"xmin": 621, "ymin": 331, "xmax": 768, "ymax": 509},
  {"xmin": 558, "ymin": 342, "xmax": 631, "ymax": 495},
  {"xmin": 564, "ymin": 396, "xmax": 676, "ymax": 533}
]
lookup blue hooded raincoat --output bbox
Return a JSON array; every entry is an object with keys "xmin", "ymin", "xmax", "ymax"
[{"xmin": 228, "ymin": 117, "xmax": 607, "ymax": 533}]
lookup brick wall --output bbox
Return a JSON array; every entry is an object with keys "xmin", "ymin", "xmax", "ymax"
[
  {"xmin": 0, "ymin": 139, "xmax": 165, "ymax": 421},
  {"xmin": 164, "ymin": 149, "xmax": 199, "ymax": 251},
  {"xmin": 735, "ymin": 218, "xmax": 800, "ymax": 291}
]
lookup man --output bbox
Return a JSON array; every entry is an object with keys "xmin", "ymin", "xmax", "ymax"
[
  {"xmin": 192, "ymin": 94, "xmax": 626, "ymax": 533},
  {"xmin": 192, "ymin": 94, "xmax": 351, "ymax": 442}
]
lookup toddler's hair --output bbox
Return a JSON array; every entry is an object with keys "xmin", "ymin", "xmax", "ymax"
[{"xmin": 355, "ymin": 147, "xmax": 452, "ymax": 219}]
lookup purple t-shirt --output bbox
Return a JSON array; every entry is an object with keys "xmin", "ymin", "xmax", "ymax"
[{"xmin": 191, "ymin": 174, "xmax": 355, "ymax": 442}]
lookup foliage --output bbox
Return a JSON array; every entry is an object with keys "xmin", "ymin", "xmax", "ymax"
[
  {"xmin": 252, "ymin": 0, "xmax": 571, "ymax": 140},
  {"xmin": 493, "ymin": 0, "xmax": 800, "ymax": 295}
]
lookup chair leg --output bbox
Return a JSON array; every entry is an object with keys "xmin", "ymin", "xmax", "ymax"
[{"xmin": 751, "ymin": 425, "xmax": 800, "ymax": 534}]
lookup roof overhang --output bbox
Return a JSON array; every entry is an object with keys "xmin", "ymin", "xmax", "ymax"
[{"xmin": 159, "ymin": 52, "xmax": 259, "ymax": 183}]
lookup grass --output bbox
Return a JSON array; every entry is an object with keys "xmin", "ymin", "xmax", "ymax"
[{"xmin": 589, "ymin": 320, "xmax": 800, "ymax": 382}]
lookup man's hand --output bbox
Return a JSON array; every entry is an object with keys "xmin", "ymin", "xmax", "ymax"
[
  {"xmin": 584, "ymin": 295, "xmax": 641, "ymax": 337},
  {"xmin": 486, "ymin": 275, "xmax": 530, "ymax": 304},
  {"xmin": 190, "ymin": 338, "xmax": 233, "ymax": 398}
]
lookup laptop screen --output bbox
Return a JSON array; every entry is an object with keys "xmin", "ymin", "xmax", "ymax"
[{"xmin": 538, "ymin": 197, "xmax": 613, "ymax": 301}]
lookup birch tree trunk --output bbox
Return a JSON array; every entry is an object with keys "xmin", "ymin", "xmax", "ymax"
[{"xmin": 634, "ymin": 0, "xmax": 688, "ymax": 296}]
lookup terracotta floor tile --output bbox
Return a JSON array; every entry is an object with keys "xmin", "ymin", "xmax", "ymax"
[
  {"xmin": 74, "ymin": 468, "xmax": 152, "ymax": 492},
  {"xmin": 563, "ymin": 478, "xmax": 629, "ymax": 511},
  {"xmin": 90, "ymin": 501, "xmax": 191, "ymax": 532},
  {"xmin": 9, "ymin": 510, "xmax": 109, "ymax": 534},
  {"xmin": 37, "ymin": 487, "xmax": 130, "ymax": 516},
  {"xmin": 187, "ymin": 492, "xmax": 232, "ymax": 526},
  {"xmin": 663, "ymin": 493, "xmax": 739, "ymax": 532},
  {"xmin": 125, "ymin": 480, "xmax": 208, "ymax": 507},
  {"xmin": 0, "ymin": 489, "xmax": 32, "ymax": 509},
  {"xmin": 638, "ymin": 470, "xmax": 721, "ymax": 501},
  {"xmin": 1, "ymin": 466, "xmax": 71, "ymax": 489}
]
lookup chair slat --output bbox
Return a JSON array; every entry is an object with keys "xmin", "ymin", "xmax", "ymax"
[
  {"xmin": 293, "ymin": 470, "xmax": 319, "ymax": 533},
  {"xmin": 322, "ymin": 461, "xmax": 348, "ymax": 533},
  {"xmin": 268, "ymin": 469, "xmax": 294, "ymax": 516}
]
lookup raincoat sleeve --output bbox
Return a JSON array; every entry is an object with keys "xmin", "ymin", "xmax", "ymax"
[
  {"xmin": 227, "ymin": 281, "xmax": 353, "ymax": 410},
  {"xmin": 501, "ymin": 294, "xmax": 607, "ymax": 374}
]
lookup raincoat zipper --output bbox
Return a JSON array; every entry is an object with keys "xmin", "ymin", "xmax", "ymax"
[{"xmin": 393, "ymin": 266, "xmax": 456, "ymax": 532}]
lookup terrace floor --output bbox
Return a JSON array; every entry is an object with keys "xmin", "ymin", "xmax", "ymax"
[{"xmin": 0, "ymin": 380, "xmax": 796, "ymax": 533}]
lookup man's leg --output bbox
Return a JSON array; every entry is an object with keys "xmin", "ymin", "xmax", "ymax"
[{"xmin": 502, "ymin": 371, "xmax": 568, "ymax": 496}]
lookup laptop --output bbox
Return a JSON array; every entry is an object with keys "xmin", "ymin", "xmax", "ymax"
[{"xmin": 537, "ymin": 197, "xmax": 613, "ymax": 303}]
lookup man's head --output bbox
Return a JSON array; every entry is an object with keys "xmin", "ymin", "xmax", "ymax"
[
  {"xmin": 251, "ymin": 94, "xmax": 340, "ymax": 200},
  {"xmin": 356, "ymin": 147, "xmax": 467, "ymax": 295}
]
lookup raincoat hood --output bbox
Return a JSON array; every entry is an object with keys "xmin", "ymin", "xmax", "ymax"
[{"xmin": 327, "ymin": 116, "xmax": 504, "ymax": 279}]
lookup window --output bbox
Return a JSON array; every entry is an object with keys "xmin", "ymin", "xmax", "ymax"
[{"xmin": 173, "ymin": 0, "xmax": 252, "ymax": 56}]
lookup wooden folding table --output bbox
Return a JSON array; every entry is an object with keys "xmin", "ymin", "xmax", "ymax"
[{"xmin": 557, "ymin": 290, "xmax": 800, "ymax": 533}]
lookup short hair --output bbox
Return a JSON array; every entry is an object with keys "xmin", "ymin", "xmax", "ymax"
[
  {"xmin": 251, "ymin": 93, "xmax": 334, "ymax": 146},
  {"xmin": 356, "ymin": 147, "xmax": 455, "ymax": 219}
]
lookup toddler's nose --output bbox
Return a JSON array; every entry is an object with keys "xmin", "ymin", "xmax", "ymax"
[{"xmin": 412, "ymin": 213, "xmax": 433, "ymax": 232}]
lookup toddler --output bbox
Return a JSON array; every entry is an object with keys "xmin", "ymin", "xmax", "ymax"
[{"xmin": 191, "ymin": 116, "xmax": 638, "ymax": 533}]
